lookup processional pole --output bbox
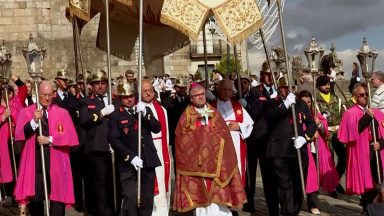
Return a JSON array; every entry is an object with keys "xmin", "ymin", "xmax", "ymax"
[
  {"xmin": 276, "ymin": 0, "xmax": 306, "ymax": 199},
  {"xmin": 202, "ymin": 26, "xmax": 209, "ymax": 89},
  {"xmin": 304, "ymin": 36, "xmax": 324, "ymax": 187},
  {"xmin": 103, "ymin": 0, "xmax": 117, "ymax": 211},
  {"xmin": 0, "ymin": 41, "xmax": 18, "ymax": 183},
  {"xmin": 22, "ymin": 34, "xmax": 50, "ymax": 216},
  {"xmin": 137, "ymin": 0, "xmax": 144, "ymax": 208},
  {"xmin": 357, "ymin": 37, "xmax": 381, "ymax": 184},
  {"xmin": 72, "ymin": 17, "xmax": 89, "ymax": 96},
  {"xmin": 259, "ymin": 29, "xmax": 278, "ymax": 89}
]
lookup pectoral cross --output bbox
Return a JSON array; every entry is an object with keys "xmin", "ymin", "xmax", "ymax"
[{"xmin": 199, "ymin": 105, "xmax": 214, "ymax": 126}]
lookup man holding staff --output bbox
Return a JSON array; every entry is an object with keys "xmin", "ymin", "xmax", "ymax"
[{"xmin": 14, "ymin": 80, "xmax": 78, "ymax": 216}]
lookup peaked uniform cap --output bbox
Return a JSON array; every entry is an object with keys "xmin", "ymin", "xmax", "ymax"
[
  {"xmin": 117, "ymin": 79, "xmax": 135, "ymax": 96},
  {"xmin": 77, "ymin": 70, "xmax": 91, "ymax": 83},
  {"xmin": 278, "ymin": 76, "xmax": 288, "ymax": 88},
  {"xmin": 56, "ymin": 69, "xmax": 69, "ymax": 80},
  {"xmin": 67, "ymin": 79, "xmax": 77, "ymax": 87},
  {"xmin": 240, "ymin": 72, "xmax": 251, "ymax": 83},
  {"xmin": 174, "ymin": 77, "xmax": 188, "ymax": 87},
  {"xmin": 90, "ymin": 69, "xmax": 108, "ymax": 83},
  {"xmin": 260, "ymin": 61, "xmax": 271, "ymax": 74}
]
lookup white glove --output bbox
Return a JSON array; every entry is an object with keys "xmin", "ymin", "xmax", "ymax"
[
  {"xmin": 135, "ymin": 102, "xmax": 147, "ymax": 116},
  {"xmin": 100, "ymin": 104, "xmax": 115, "ymax": 116},
  {"xmin": 238, "ymin": 99, "xmax": 247, "ymax": 108},
  {"xmin": 356, "ymin": 77, "xmax": 361, "ymax": 81},
  {"xmin": 283, "ymin": 93, "xmax": 296, "ymax": 109},
  {"xmin": 310, "ymin": 142, "xmax": 316, "ymax": 153},
  {"xmin": 131, "ymin": 156, "xmax": 143, "ymax": 170},
  {"xmin": 270, "ymin": 91, "xmax": 278, "ymax": 99},
  {"xmin": 293, "ymin": 136, "xmax": 307, "ymax": 149}
]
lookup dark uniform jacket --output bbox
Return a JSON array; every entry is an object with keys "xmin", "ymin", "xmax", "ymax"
[
  {"xmin": 162, "ymin": 95, "xmax": 190, "ymax": 146},
  {"xmin": 246, "ymin": 84, "xmax": 271, "ymax": 143},
  {"xmin": 108, "ymin": 106, "xmax": 162, "ymax": 172},
  {"xmin": 79, "ymin": 94, "xmax": 118, "ymax": 155},
  {"xmin": 52, "ymin": 91, "xmax": 80, "ymax": 125},
  {"xmin": 264, "ymin": 98, "xmax": 317, "ymax": 159}
]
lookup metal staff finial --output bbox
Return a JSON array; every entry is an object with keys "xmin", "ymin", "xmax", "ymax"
[{"xmin": 22, "ymin": 35, "xmax": 50, "ymax": 216}]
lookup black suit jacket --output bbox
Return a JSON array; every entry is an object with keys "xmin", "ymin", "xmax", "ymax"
[
  {"xmin": 52, "ymin": 92, "xmax": 80, "ymax": 126},
  {"xmin": 246, "ymin": 85, "xmax": 271, "ymax": 142},
  {"xmin": 108, "ymin": 107, "xmax": 162, "ymax": 172},
  {"xmin": 162, "ymin": 95, "xmax": 190, "ymax": 146},
  {"xmin": 79, "ymin": 95, "xmax": 118, "ymax": 154},
  {"xmin": 264, "ymin": 99, "xmax": 317, "ymax": 159}
]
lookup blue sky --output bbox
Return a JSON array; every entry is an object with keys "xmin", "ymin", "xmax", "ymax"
[{"xmin": 248, "ymin": 0, "xmax": 384, "ymax": 78}]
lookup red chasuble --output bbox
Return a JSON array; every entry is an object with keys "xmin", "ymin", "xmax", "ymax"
[{"xmin": 173, "ymin": 104, "xmax": 246, "ymax": 212}]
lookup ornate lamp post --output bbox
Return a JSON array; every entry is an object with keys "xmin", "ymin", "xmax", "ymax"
[
  {"xmin": 304, "ymin": 36, "xmax": 324, "ymax": 75},
  {"xmin": 0, "ymin": 40, "xmax": 17, "ymax": 201},
  {"xmin": 22, "ymin": 34, "xmax": 50, "ymax": 215},
  {"xmin": 304, "ymin": 36, "xmax": 324, "ymax": 186},
  {"xmin": 356, "ymin": 37, "xmax": 381, "ymax": 184}
]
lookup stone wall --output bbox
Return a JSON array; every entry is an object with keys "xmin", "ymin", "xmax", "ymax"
[{"xmin": 0, "ymin": 0, "xmax": 194, "ymax": 81}]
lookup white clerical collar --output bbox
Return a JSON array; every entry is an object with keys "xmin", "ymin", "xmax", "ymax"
[
  {"xmin": 357, "ymin": 105, "xmax": 368, "ymax": 112},
  {"xmin": 194, "ymin": 104, "xmax": 207, "ymax": 113}
]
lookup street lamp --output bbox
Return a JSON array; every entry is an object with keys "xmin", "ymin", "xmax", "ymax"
[
  {"xmin": 0, "ymin": 40, "xmax": 12, "ymax": 84},
  {"xmin": 304, "ymin": 36, "xmax": 324, "ymax": 74},
  {"xmin": 0, "ymin": 40, "xmax": 18, "ymax": 187},
  {"xmin": 22, "ymin": 34, "xmax": 50, "ymax": 216},
  {"xmin": 357, "ymin": 37, "xmax": 378, "ymax": 79},
  {"xmin": 356, "ymin": 37, "xmax": 381, "ymax": 184},
  {"xmin": 22, "ymin": 34, "xmax": 47, "ymax": 81},
  {"xmin": 304, "ymin": 36, "xmax": 324, "ymax": 186}
]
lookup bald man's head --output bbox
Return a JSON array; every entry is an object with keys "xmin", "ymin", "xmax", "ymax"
[
  {"xmin": 141, "ymin": 79, "xmax": 155, "ymax": 103},
  {"xmin": 217, "ymin": 80, "xmax": 233, "ymax": 101},
  {"xmin": 38, "ymin": 80, "xmax": 55, "ymax": 108}
]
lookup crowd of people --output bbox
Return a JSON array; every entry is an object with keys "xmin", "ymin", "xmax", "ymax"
[{"xmin": 0, "ymin": 61, "xmax": 384, "ymax": 216}]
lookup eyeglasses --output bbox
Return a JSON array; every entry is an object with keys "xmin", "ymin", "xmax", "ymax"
[
  {"xmin": 356, "ymin": 93, "xmax": 369, "ymax": 98},
  {"xmin": 191, "ymin": 93, "xmax": 205, "ymax": 98}
]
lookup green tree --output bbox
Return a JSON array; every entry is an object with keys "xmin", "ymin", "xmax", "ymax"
[{"xmin": 215, "ymin": 55, "xmax": 242, "ymax": 77}]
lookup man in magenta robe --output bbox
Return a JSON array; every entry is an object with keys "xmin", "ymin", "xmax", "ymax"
[
  {"xmin": 14, "ymin": 80, "xmax": 79, "ymax": 216},
  {"xmin": 338, "ymin": 82, "xmax": 384, "ymax": 213}
]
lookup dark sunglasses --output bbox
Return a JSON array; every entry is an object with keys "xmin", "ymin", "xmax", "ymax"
[{"xmin": 356, "ymin": 93, "xmax": 369, "ymax": 98}]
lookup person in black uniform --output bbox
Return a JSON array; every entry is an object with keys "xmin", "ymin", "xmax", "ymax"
[
  {"xmin": 162, "ymin": 77, "xmax": 189, "ymax": 172},
  {"xmin": 108, "ymin": 80, "xmax": 161, "ymax": 216},
  {"xmin": 51, "ymin": 69, "xmax": 85, "ymax": 211},
  {"xmin": 52, "ymin": 69, "xmax": 80, "ymax": 125},
  {"xmin": 263, "ymin": 76, "xmax": 317, "ymax": 216},
  {"xmin": 79, "ymin": 70, "xmax": 116, "ymax": 216},
  {"xmin": 243, "ymin": 62, "xmax": 278, "ymax": 213}
]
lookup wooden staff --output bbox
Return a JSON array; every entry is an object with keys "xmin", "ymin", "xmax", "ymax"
[
  {"xmin": 3, "ymin": 86, "xmax": 18, "ymax": 181},
  {"xmin": 137, "ymin": 0, "xmax": 144, "ymax": 208},
  {"xmin": 34, "ymin": 80, "xmax": 50, "ymax": 216},
  {"xmin": 103, "ymin": 0, "xmax": 117, "ymax": 211},
  {"xmin": 365, "ymin": 75, "xmax": 382, "ymax": 184},
  {"xmin": 276, "ymin": 0, "xmax": 306, "ymax": 199},
  {"xmin": 311, "ymin": 72, "xmax": 320, "ymax": 187}
]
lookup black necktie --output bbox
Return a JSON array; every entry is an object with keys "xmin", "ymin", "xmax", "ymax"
[
  {"xmin": 98, "ymin": 95, "xmax": 106, "ymax": 108},
  {"xmin": 41, "ymin": 108, "xmax": 49, "ymax": 136},
  {"xmin": 128, "ymin": 108, "xmax": 135, "ymax": 115},
  {"xmin": 269, "ymin": 87, "xmax": 273, "ymax": 95},
  {"xmin": 63, "ymin": 92, "xmax": 68, "ymax": 100}
]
